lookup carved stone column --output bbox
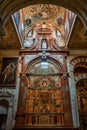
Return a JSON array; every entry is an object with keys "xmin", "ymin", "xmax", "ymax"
[
  {"xmin": 67, "ymin": 57, "xmax": 79, "ymax": 127},
  {"xmin": 6, "ymin": 102, "xmax": 13, "ymax": 129}
]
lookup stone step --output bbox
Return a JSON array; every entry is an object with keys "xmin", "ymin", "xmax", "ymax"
[{"xmin": 13, "ymin": 127, "xmax": 79, "ymax": 130}]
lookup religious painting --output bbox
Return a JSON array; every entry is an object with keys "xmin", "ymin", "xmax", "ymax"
[{"xmin": 0, "ymin": 58, "xmax": 18, "ymax": 87}]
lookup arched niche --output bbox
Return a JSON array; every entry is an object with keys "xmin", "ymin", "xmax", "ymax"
[
  {"xmin": 26, "ymin": 56, "xmax": 63, "ymax": 75},
  {"xmin": 25, "ymin": 57, "xmax": 63, "ymax": 89},
  {"xmin": 71, "ymin": 56, "xmax": 87, "ymax": 129},
  {"xmin": 41, "ymin": 39, "xmax": 48, "ymax": 50},
  {"xmin": 76, "ymin": 79, "xmax": 87, "ymax": 129},
  {"xmin": 0, "ymin": 99, "xmax": 9, "ymax": 129}
]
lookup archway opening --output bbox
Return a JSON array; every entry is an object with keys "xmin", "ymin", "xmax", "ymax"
[
  {"xmin": 76, "ymin": 79, "xmax": 87, "ymax": 130},
  {"xmin": 0, "ymin": 99, "xmax": 9, "ymax": 129}
]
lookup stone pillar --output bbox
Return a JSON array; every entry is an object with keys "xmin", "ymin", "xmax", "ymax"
[
  {"xmin": 13, "ymin": 56, "xmax": 22, "ymax": 127},
  {"xmin": 67, "ymin": 57, "xmax": 79, "ymax": 127},
  {"xmin": 14, "ymin": 56, "xmax": 22, "ymax": 113},
  {"xmin": 6, "ymin": 102, "xmax": 13, "ymax": 130}
]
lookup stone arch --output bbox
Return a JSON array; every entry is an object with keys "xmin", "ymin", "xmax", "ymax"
[
  {"xmin": 25, "ymin": 56, "xmax": 64, "ymax": 74},
  {"xmin": 0, "ymin": 0, "xmax": 87, "ymax": 35},
  {"xmin": 69, "ymin": 56, "xmax": 87, "ymax": 128},
  {"xmin": 75, "ymin": 74, "xmax": 87, "ymax": 85},
  {"xmin": 75, "ymin": 77, "xmax": 87, "ymax": 129},
  {"xmin": 70, "ymin": 56, "xmax": 87, "ymax": 84},
  {"xmin": 70, "ymin": 56, "xmax": 87, "ymax": 66}
]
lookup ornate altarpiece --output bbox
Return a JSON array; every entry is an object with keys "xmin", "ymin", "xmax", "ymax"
[
  {"xmin": 14, "ymin": 8, "xmax": 74, "ymax": 127},
  {"xmin": 15, "ymin": 55, "xmax": 73, "ymax": 128}
]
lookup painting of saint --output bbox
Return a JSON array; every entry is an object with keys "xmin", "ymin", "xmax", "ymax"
[{"xmin": 0, "ymin": 58, "xmax": 18, "ymax": 87}]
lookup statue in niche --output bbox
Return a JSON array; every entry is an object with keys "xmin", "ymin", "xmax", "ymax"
[
  {"xmin": 41, "ymin": 39, "xmax": 47, "ymax": 50},
  {"xmin": 41, "ymin": 80, "xmax": 48, "ymax": 89}
]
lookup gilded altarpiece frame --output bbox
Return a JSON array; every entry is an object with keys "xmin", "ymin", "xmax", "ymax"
[
  {"xmin": 15, "ymin": 54, "xmax": 73, "ymax": 128},
  {"xmin": 25, "ymin": 75, "xmax": 64, "ymax": 127}
]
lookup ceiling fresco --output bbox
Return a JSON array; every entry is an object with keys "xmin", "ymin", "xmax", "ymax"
[
  {"xmin": 0, "ymin": 18, "xmax": 21, "ymax": 49},
  {"xmin": 0, "ymin": 4, "xmax": 87, "ymax": 50},
  {"xmin": 13, "ymin": 4, "xmax": 75, "ymax": 49},
  {"xmin": 68, "ymin": 17, "xmax": 87, "ymax": 49},
  {"xmin": 22, "ymin": 4, "xmax": 66, "ymax": 20}
]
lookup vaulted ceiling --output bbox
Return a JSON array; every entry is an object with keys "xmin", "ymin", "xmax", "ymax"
[
  {"xmin": 0, "ymin": 0, "xmax": 87, "ymax": 51},
  {"xmin": 0, "ymin": 18, "xmax": 21, "ymax": 49}
]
